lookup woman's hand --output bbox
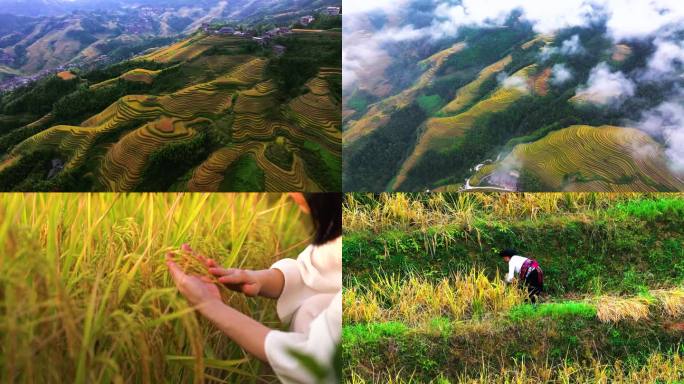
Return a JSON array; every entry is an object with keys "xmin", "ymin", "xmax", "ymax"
[
  {"xmin": 166, "ymin": 254, "xmax": 222, "ymax": 307},
  {"xmin": 181, "ymin": 243, "xmax": 263, "ymax": 297},
  {"xmin": 209, "ymin": 267, "xmax": 262, "ymax": 297}
]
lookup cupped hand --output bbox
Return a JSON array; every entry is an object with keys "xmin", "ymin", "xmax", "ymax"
[
  {"xmin": 166, "ymin": 253, "xmax": 221, "ymax": 307},
  {"xmin": 181, "ymin": 243, "xmax": 262, "ymax": 297}
]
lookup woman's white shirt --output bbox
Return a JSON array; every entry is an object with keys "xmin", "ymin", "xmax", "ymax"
[
  {"xmin": 264, "ymin": 236, "xmax": 342, "ymax": 384},
  {"xmin": 505, "ymin": 255, "xmax": 528, "ymax": 283}
]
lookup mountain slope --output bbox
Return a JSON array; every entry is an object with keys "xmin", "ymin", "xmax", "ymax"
[
  {"xmin": 469, "ymin": 125, "xmax": 684, "ymax": 191},
  {"xmin": 0, "ymin": 29, "xmax": 341, "ymax": 191},
  {"xmin": 343, "ymin": 19, "xmax": 684, "ymax": 192}
]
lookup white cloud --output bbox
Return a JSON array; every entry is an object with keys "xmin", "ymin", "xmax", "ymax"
[
  {"xmin": 633, "ymin": 98, "xmax": 684, "ymax": 173},
  {"xmin": 575, "ymin": 62, "xmax": 635, "ymax": 106},
  {"xmin": 560, "ymin": 34, "xmax": 585, "ymax": 55},
  {"xmin": 343, "ymin": 0, "xmax": 684, "ymax": 90},
  {"xmin": 641, "ymin": 38, "xmax": 684, "ymax": 80},
  {"xmin": 341, "ymin": 0, "xmax": 407, "ymax": 15},
  {"xmin": 551, "ymin": 64, "xmax": 573, "ymax": 85},
  {"xmin": 498, "ymin": 73, "xmax": 529, "ymax": 92}
]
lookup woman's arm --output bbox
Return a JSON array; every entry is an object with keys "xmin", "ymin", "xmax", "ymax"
[
  {"xmin": 167, "ymin": 256, "xmax": 270, "ymax": 361},
  {"xmin": 198, "ymin": 299, "xmax": 270, "ymax": 362}
]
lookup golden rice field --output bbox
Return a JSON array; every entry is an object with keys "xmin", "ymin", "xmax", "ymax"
[
  {"xmin": 472, "ymin": 125, "xmax": 684, "ymax": 191},
  {"xmin": 91, "ymin": 68, "xmax": 163, "ymax": 90},
  {"xmin": 392, "ymin": 65, "xmax": 536, "ymax": 190},
  {"xmin": 187, "ymin": 142, "xmax": 319, "ymax": 192},
  {"xmin": 343, "ymin": 44, "xmax": 465, "ymax": 144},
  {"xmin": 99, "ymin": 117, "xmax": 203, "ymax": 190},
  {"xmin": 439, "ymin": 55, "xmax": 512, "ymax": 115},
  {"xmin": 2, "ymin": 31, "xmax": 341, "ymax": 191},
  {"xmin": 0, "ymin": 193, "xmax": 312, "ymax": 383}
]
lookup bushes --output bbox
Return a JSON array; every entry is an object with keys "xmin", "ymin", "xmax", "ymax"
[
  {"xmin": 267, "ymin": 34, "xmax": 341, "ymax": 98},
  {"xmin": 344, "ymin": 104, "xmax": 426, "ymax": 191},
  {"xmin": 300, "ymin": 141, "xmax": 341, "ymax": 191},
  {"xmin": 136, "ymin": 132, "xmax": 211, "ymax": 191},
  {"xmin": 1, "ymin": 75, "xmax": 80, "ymax": 116}
]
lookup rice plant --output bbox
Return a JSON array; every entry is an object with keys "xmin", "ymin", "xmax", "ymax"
[{"xmin": 0, "ymin": 193, "xmax": 311, "ymax": 383}]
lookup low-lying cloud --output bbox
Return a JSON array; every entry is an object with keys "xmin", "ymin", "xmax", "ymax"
[
  {"xmin": 551, "ymin": 64, "xmax": 573, "ymax": 85},
  {"xmin": 575, "ymin": 62, "xmax": 635, "ymax": 106},
  {"xmin": 498, "ymin": 73, "xmax": 530, "ymax": 92},
  {"xmin": 641, "ymin": 38, "xmax": 684, "ymax": 80},
  {"xmin": 632, "ymin": 95, "xmax": 684, "ymax": 173}
]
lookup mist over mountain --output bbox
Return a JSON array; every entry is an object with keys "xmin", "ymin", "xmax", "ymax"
[{"xmin": 343, "ymin": 0, "xmax": 684, "ymax": 192}]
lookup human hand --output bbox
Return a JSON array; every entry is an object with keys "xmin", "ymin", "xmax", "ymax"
[
  {"xmin": 166, "ymin": 253, "xmax": 222, "ymax": 307},
  {"xmin": 181, "ymin": 243, "xmax": 262, "ymax": 297}
]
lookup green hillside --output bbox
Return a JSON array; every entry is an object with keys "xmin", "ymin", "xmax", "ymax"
[
  {"xmin": 0, "ymin": 30, "xmax": 341, "ymax": 191},
  {"xmin": 343, "ymin": 20, "xmax": 684, "ymax": 192},
  {"xmin": 343, "ymin": 193, "xmax": 684, "ymax": 383}
]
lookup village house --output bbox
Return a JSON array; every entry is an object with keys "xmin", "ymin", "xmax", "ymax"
[
  {"xmin": 300, "ymin": 15, "xmax": 315, "ymax": 25},
  {"xmin": 218, "ymin": 26, "xmax": 235, "ymax": 35},
  {"xmin": 323, "ymin": 6, "xmax": 341, "ymax": 15},
  {"xmin": 272, "ymin": 44, "xmax": 286, "ymax": 56}
]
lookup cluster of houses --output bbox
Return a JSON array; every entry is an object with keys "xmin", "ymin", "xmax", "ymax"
[
  {"xmin": 300, "ymin": 6, "xmax": 341, "ymax": 26},
  {"xmin": 0, "ymin": 64, "xmax": 74, "ymax": 93},
  {"xmin": 200, "ymin": 23, "xmax": 292, "ymax": 55}
]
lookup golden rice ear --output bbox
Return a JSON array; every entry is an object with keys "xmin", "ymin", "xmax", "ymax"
[
  {"xmin": 652, "ymin": 289, "xmax": 684, "ymax": 317},
  {"xmin": 596, "ymin": 296, "xmax": 650, "ymax": 323}
]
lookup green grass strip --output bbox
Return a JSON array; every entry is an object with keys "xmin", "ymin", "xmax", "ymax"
[{"xmin": 508, "ymin": 301, "xmax": 597, "ymax": 322}]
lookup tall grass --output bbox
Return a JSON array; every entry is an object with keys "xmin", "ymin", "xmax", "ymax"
[
  {"xmin": 344, "ymin": 270, "xmax": 684, "ymax": 326},
  {"xmin": 0, "ymin": 193, "xmax": 311, "ymax": 383},
  {"xmin": 348, "ymin": 351, "xmax": 684, "ymax": 383},
  {"xmin": 344, "ymin": 270, "xmax": 525, "ymax": 325},
  {"xmin": 344, "ymin": 193, "xmax": 684, "ymax": 233}
]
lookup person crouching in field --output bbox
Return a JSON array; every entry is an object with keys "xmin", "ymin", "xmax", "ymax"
[
  {"xmin": 500, "ymin": 249, "xmax": 544, "ymax": 303},
  {"xmin": 166, "ymin": 193, "xmax": 342, "ymax": 384}
]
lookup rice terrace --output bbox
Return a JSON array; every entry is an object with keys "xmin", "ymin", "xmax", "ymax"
[
  {"xmin": 343, "ymin": 193, "xmax": 684, "ymax": 383},
  {"xmin": 0, "ymin": 193, "xmax": 316, "ymax": 383},
  {"xmin": 0, "ymin": 27, "xmax": 341, "ymax": 192}
]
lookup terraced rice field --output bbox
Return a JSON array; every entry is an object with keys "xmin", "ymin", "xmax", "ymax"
[
  {"xmin": 343, "ymin": 43, "xmax": 465, "ymax": 144},
  {"xmin": 473, "ymin": 125, "xmax": 684, "ymax": 191},
  {"xmin": 392, "ymin": 65, "xmax": 536, "ymax": 189},
  {"xmin": 186, "ymin": 142, "xmax": 319, "ymax": 192},
  {"xmin": 99, "ymin": 117, "xmax": 201, "ymax": 190},
  {"xmin": 91, "ymin": 68, "xmax": 162, "ymax": 90},
  {"xmin": 57, "ymin": 71, "xmax": 76, "ymax": 80},
  {"xmin": 285, "ymin": 75, "xmax": 341, "ymax": 150},
  {"xmin": 612, "ymin": 44, "xmax": 632, "ymax": 62},
  {"xmin": 440, "ymin": 55, "xmax": 512, "ymax": 115},
  {"xmin": 1, "ymin": 31, "xmax": 341, "ymax": 191},
  {"xmin": 137, "ymin": 35, "xmax": 213, "ymax": 63},
  {"xmin": 530, "ymin": 67, "xmax": 552, "ymax": 96}
]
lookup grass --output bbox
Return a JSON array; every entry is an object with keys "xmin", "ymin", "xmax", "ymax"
[
  {"xmin": 0, "ymin": 193, "xmax": 311, "ymax": 383},
  {"xmin": 343, "ymin": 192, "xmax": 684, "ymax": 233},
  {"xmin": 348, "ymin": 351, "xmax": 684, "ymax": 383},
  {"xmin": 344, "ymin": 193, "xmax": 684, "ymax": 383},
  {"xmin": 508, "ymin": 301, "xmax": 596, "ymax": 321}
]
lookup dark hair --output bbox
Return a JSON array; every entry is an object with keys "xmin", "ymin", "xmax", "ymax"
[
  {"xmin": 499, "ymin": 248, "xmax": 517, "ymax": 258},
  {"xmin": 304, "ymin": 193, "xmax": 342, "ymax": 245}
]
